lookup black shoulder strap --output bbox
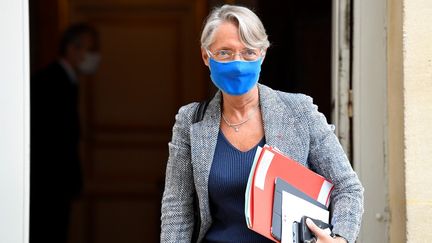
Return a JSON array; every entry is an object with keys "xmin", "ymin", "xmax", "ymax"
[
  {"xmin": 192, "ymin": 100, "xmax": 209, "ymax": 124},
  {"xmin": 191, "ymin": 100, "xmax": 208, "ymax": 243}
]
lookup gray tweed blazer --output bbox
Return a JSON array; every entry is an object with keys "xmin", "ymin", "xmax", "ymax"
[{"xmin": 161, "ymin": 84, "xmax": 363, "ymax": 243}]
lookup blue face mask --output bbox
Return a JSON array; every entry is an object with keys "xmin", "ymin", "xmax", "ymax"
[{"xmin": 209, "ymin": 58, "xmax": 262, "ymax": 96}]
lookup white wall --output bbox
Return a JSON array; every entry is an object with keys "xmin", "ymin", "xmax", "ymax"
[
  {"xmin": 403, "ymin": 0, "xmax": 432, "ymax": 241},
  {"xmin": 0, "ymin": 0, "xmax": 30, "ymax": 242}
]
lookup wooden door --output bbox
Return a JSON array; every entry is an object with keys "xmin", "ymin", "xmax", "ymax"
[{"xmin": 66, "ymin": 1, "xmax": 208, "ymax": 242}]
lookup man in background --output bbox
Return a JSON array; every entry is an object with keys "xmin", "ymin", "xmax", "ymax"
[{"xmin": 30, "ymin": 23, "xmax": 100, "ymax": 243}]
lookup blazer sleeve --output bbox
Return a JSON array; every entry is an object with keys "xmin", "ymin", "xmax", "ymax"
[
  {"xmin": 303, "ymin": 97, "xmax": 364, "ymax": 243},
  {"xmin": 160, "ymin": 103, "xmax": 197, "ymax": 243}
]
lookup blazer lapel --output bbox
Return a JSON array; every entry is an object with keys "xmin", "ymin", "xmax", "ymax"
[
  {"xmin": 258, "ymin": 84, "xmax": 308, "ymax": 165},
  {"xmin": 190, "ymin": 91, "xmax": 221, "ymax": 228}
]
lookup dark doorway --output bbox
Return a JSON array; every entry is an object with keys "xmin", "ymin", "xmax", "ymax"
[
  {"xmin": 257, "ymin": 1, "xmax": 332, "ymax": 120},
  {"xmin": 29, "ymin": 1, "xmax": 333, "ymax": 242},
  {"xmin": 29, "ymin": 1, "xmax": 208, "ymax": 243}
]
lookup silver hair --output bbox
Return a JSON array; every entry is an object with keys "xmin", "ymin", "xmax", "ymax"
[{"xmin": 200, "ymin": 5, "xmax": 270, "ymax": 50}]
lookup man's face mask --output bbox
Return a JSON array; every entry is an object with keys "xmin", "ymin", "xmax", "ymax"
[{"xmin": 78, "ymin": 52, "xmax": 100, "ymax": 75}]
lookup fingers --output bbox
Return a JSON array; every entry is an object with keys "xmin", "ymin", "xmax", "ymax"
[{"xmin": 306, "ymin": 218, "xmax": 329, "ymax": 239}]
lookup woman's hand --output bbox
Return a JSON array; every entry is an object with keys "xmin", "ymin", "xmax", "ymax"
[{"xmin": 306, "ymin": 218, "xmax": 347, "ymax": 243}]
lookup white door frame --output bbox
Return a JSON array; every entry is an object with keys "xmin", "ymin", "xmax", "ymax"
[
  {"xmin": 0, "ymin": 0, "xmax": 30, "ymax": 242},
  {"xmin": 352, "ymin": 0, "xmax": 389, "ymax": 242},
  {"xmin": 332, "ymin": 0, "xmax": 389, "ymax": 242}
]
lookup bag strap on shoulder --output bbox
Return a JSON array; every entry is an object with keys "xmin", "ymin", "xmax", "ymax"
[
  {"xmin": 192, "ymin": 100, "xmax": 209, "ymax": 124},
  {"xmin": 191, "ymin": 100, "xmax": 208, "ymax": 243}
]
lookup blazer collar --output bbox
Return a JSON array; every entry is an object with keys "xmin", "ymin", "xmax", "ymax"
[
  {"xmin": 192, "ymin": 83, "xmax": 303, "ymax": 171},
  {"xmin": 258, "ymin": 84, "xmax": 303, "ymax": 159},
  {"xmin": 190, "ymin": 92, "xmax": 221, "ymax": 230}
]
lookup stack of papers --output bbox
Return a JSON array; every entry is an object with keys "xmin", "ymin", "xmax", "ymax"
[{"xmin": 244, "ymin": 145, "xmax": 334, "ymax": 242}]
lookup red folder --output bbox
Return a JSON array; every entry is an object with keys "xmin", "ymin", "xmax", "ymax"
[{"xmin": 247, "ymin": 146, "xmax": 333, "ymax": 242}]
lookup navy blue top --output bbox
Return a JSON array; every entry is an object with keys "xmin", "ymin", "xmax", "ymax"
[{"xmin": 203, "ymin": 131, "xmax": 272, "ymax": 243}]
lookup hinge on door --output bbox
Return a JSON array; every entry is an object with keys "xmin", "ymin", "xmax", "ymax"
[
  {"xmin": 375, "ymin": 212, "xmax": 390, "ymax": 223},
  {"xmin": 348, "ymin": 89, "xmax": 353, "ymax": 118}
]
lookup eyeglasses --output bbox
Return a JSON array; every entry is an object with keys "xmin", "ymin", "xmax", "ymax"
[{"xmin": 206, "ymin": 48, "xmax": 264, "ymax": 62}]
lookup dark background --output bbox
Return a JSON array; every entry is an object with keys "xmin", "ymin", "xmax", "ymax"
[{"xmin": 30, "ymin": 0, "xmax": 331, "ymax": 242}]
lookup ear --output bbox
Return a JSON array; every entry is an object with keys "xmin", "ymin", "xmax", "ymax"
[
  {"xmin": 201, "ymin": 48, "xmax": 209, "ymax": 67},
  {"xmin": 65, "ymin": 44, "xmax": 82, "ymax": 68},
  {"xmin": 261, "ymin": 48, "xmax": 268, "ymax": 63}
]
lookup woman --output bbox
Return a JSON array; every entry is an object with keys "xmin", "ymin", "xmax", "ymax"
[{"xmin": 161, "ymin": 5, "xmax": 363, "ymax": 243}]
